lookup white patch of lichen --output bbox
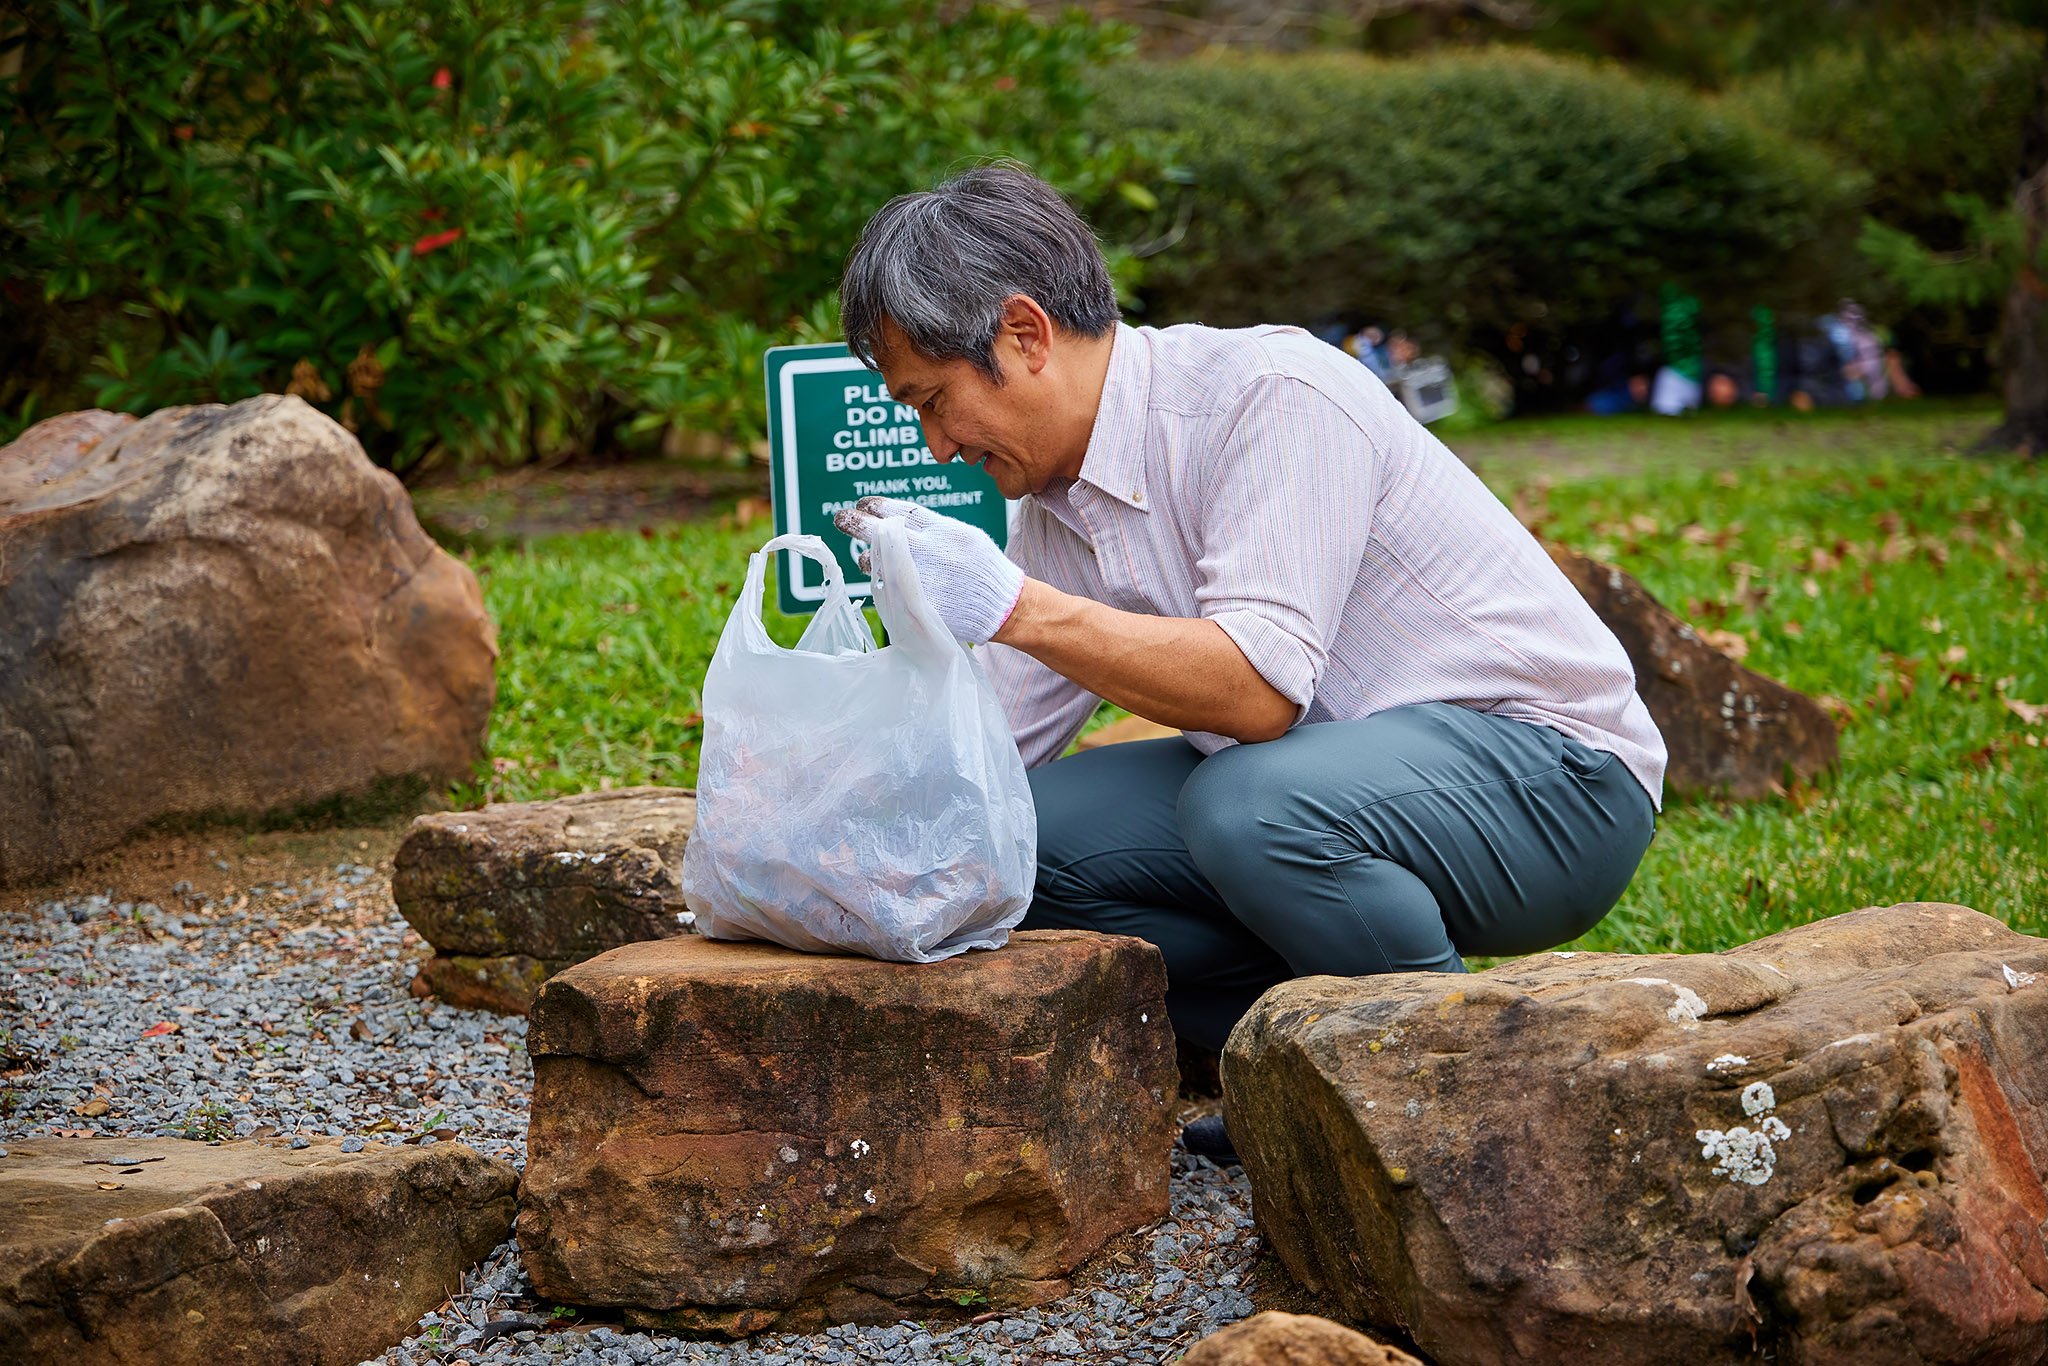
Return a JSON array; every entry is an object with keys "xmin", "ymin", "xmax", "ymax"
[
  {"xmin": 1697, "ymin": 1081, "xmax": 1791, "ymax": 1185},
  {"xmin": 1625, "ymin": 977, "xmax": 1709, "ymax": 1023}
]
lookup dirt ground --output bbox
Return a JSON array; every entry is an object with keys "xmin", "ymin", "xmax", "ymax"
[
  {"xmin": 409, "ymin": 459, "xmax": 768, "ymax": 543},
  {"xmin": 0, "ymin": 817, "xmax": 418, "ymax": 922}
]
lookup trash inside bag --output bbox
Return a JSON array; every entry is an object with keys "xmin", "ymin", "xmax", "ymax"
[{"xmin": 680, "ymin": 526, "xmax": 1037, "ymax": 961}]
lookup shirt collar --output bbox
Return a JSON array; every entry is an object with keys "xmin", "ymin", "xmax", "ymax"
[{"xmin": 1071, "ymin": 323, "xmax": 1151, "ymax": 512}]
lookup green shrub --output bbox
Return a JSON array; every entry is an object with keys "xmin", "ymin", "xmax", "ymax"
[
  {"xmin": 0, "ymin": 1, "xmax": 1138, "ymax": 467},
  {"xmin": 1730, "ymin": 28, "xmax": 2036, "ymax": 251},
  {"xmin": 1086, "ymin": 49, "xmax": 1861, "ymax": 351}
]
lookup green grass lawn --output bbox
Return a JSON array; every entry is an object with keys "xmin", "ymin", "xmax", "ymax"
[{"xmin": 446, "ymin": 400, "xmax": 2048, "ymax": 953}]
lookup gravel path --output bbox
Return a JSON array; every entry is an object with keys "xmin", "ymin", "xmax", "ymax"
[{"xmin": 2, "ymin": 861, "xmax": 1260, "ymax": 1365}]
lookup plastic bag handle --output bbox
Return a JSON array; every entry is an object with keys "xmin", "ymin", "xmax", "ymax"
[
  {"xmin": 763, "ymin": 533, "xmax": 851, "ymax": 597},
  {"xmin": 740, "ymin": 534, "xmax": 855, "ymax": 648}
]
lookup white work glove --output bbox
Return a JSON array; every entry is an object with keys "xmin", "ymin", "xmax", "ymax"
[{"xmin": 832, "ymin": 495, "xmax": 1025, "ymax": 646}]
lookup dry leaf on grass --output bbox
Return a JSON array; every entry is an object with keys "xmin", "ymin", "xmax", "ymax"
[
  {"xmin": 1700, "ymin": 628, "xmax": 1750, "ymax": 660},
  {"xmin": 2005, "ymin": 697, "xmax": 2048, "ymax": 727}
]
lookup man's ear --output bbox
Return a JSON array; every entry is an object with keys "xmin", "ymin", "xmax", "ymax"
[{"xmin": 997, "ymin": 295, "xmax": 1056, "ymax": 376}]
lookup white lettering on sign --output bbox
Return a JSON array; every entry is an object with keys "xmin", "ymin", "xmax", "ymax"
[
  {"xmin": 842, "ymin": 382, "xmax": 890, "ymax": 404},
  {"xmin": 825, "ymin": 445, "xmax": 937, "ymax": 472},
  {"xmin": 819, "ymin": 489, "xmax": 983, "ymax": 518},
  {"xmin": 832, "ymin": 425, "xmax": 924, "ymax": 450}
]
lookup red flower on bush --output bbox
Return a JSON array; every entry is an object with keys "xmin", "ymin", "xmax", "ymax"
[
  {"xmin": 432, "ymin": 67, "xmax": 452, "ymax": 89},
  {"xmin": 412, "ymin": 228, "xmax": 464, "ymax": 256}
]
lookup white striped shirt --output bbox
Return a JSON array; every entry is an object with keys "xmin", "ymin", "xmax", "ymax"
[{"xmin": 979, "ymin": 322, "xmax": 1667, "ymax": 808}]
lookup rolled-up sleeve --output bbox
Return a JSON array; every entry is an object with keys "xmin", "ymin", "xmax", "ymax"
[{"xmin": 1193, "ymin": 375, "xmax": 1378, "ymax": 719}]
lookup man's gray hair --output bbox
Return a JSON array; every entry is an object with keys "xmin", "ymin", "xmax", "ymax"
[{"xmin": 840, "ymin": 164, "xmax": 1119, "ymax": 381}]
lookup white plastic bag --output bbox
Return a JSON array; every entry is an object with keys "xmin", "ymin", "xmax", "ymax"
[{"xmin": 680, "ymin": 526, "xmax": 1037, "ymax": 961}]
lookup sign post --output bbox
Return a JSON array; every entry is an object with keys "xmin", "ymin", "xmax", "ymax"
[{"xmin": 764, "ymin": 342, "xmax": 1009, "ymax": 616}]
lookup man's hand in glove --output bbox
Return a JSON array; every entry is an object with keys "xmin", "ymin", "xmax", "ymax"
[{"xmin": 832, "ymin": 495, "xmax": 1026, "ymax": 645}]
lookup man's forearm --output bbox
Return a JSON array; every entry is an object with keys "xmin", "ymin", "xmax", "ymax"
[{"xmin": 991, "ymin": 579, "xmax": 1298, "ymax": 743}]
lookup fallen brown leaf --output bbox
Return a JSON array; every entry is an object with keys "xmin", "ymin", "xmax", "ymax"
[
  {"xmin": 1701, "ymin": 628, "xmax": 1750, "ymax": 660},
  {"xmin": 1734, "ymin": 1254, "xmax": 1760, "ymax": 1341},
  {"xmin": 2005, "ymin": 697, "xmax": 2048, "ymax": 726}
]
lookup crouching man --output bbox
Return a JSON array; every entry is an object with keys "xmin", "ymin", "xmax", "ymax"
[{"xmin": 833, "ymin": 165, "xmax": 1664, "ymax": 1160}]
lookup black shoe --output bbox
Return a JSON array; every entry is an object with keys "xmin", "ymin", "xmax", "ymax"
[{"xmin": 1179, "ymin": 1113, "xmax": 1240, "ymax": 1166}]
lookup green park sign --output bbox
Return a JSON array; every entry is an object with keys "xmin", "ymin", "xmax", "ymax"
[{"xmin": 764, "ymin": 342, "xmax": 1009, "ymax": 616}]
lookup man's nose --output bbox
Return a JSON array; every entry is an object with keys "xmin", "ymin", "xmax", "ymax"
[{"xmin": 921, "ymin": 415, "xmax": 959, "ymax": 462}]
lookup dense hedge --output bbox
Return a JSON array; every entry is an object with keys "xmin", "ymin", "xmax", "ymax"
[
  {"xmin": 0, "ymin": 0, "xmax": 1138, "ymax": 469},
  {"xmin": 1087, "ymin": 49, "xmax": 1862, "ymax": 350}
]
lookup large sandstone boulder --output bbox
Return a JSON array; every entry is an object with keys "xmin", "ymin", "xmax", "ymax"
[
  {"xmin": 394, "ymin": 787, "xmax": 697, "ymax": 1013},
  {"xmin": 1226, "ymin": 902, "xmax": 2048, "ymax": 1366},
  {"xmin": 1178, "ymin": 1311, "xmax": 1424, "ymax": 1365},
  {"xmin": 1550, "ymin": 544, "xmax": 1837, "ymax": 798},
  {"xmin": 0, "ymin": 398, "xmax": 496, "ymax": 884},
  {"xmin": 520, "ymin": 929, "xmax": 1176, "ymax": 1334},
  {"xmin": 0, "ymin": 1136, "xmax": 516, "ymax": 1366}
]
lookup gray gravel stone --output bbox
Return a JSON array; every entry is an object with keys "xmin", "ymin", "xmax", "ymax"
[{"xmin": 3, "ymin": 861, "xmax": 1262, "ymax": 1364}]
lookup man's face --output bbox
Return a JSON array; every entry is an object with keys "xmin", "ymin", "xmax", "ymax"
[{"xmin": 874, "ymin": 318, "xmax": 1066, "ymax": 500}]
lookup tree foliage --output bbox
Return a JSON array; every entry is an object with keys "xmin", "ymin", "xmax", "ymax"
[
  {"xmin": 0, "ymin": 0, "xmax": 1138, "ymax": 469},
  {"xmin": 1087, "ymin": 49, "xmax": 1862, "ymax": 352}
]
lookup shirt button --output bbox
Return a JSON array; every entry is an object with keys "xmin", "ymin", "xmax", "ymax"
[{"xmin": 1131, "ymin": 489, "xmax": 1144, "ymax": 503}]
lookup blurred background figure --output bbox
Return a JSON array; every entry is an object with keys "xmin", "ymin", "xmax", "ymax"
[
  {"xmin": 1650, "ymin": 285, "xmax": 1704, "ymax": 415},
  {"xmin": 1826, "ymin": 301, "xmax": 1890, "ymax": 402},
  {"xmin": 1348, "ymin": 325, "xmax": 1393, "ymax": 380}
]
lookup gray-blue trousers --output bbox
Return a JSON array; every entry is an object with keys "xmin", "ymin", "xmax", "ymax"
[{"xmin": 1019, "ymin": 702, "xmax": 1657, "ymax": 1051}]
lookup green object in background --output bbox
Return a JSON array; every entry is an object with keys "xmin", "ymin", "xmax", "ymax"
[
  {"xmin": 1752, "ymin": 307, "xmax": 1779, "ymax": 402},
  {"xmin": 1660, "ymin": 284, "xmax": 1703, "ymax": 383},
  {"xmin": 764, "ymin": 343, "xmax": 1009, "ymax": 617}
]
